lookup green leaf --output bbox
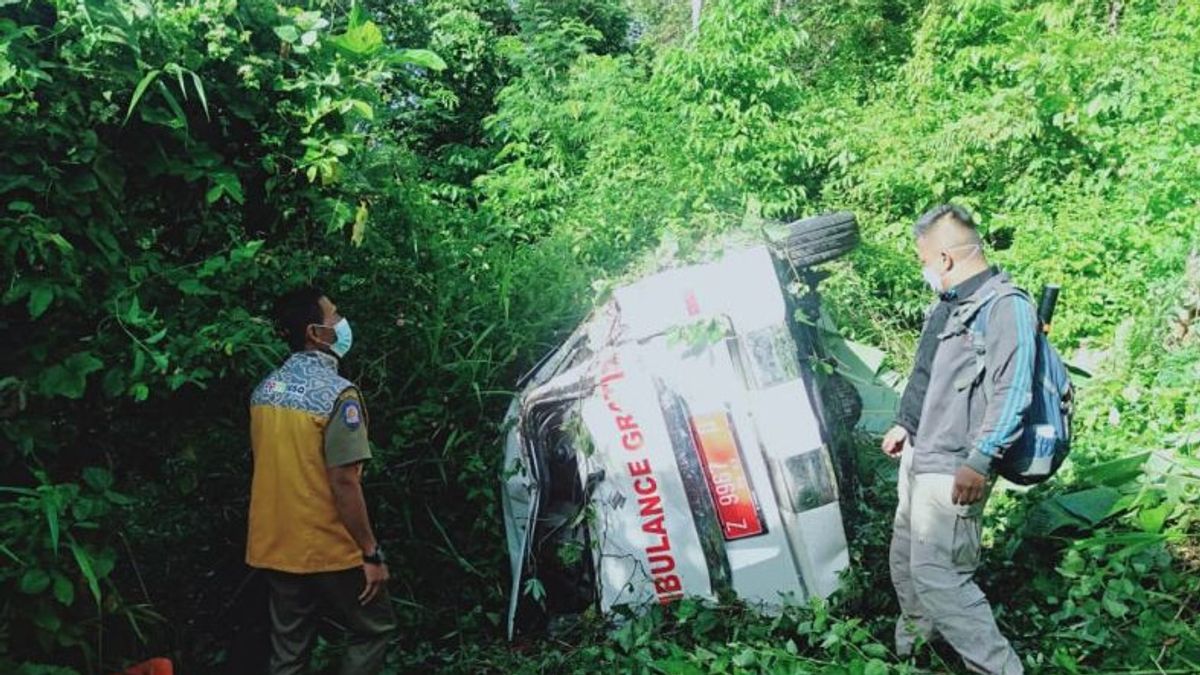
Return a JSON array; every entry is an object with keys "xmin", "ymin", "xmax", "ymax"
[
  {"xmin": 212, "ymin": 172, "xmax": 244, "ymax": 204},
  {"xmin": 351, "ymin": 202, "xmax": 368, "ymax": 247},
  {"xmin": 82, "ymin": 467, "xmax": 113, "ymax": 492},
  {"xmin": 1077, "ymin": 452, "xmax": 1151, "ymax": 487},
  {"xmin": 0, "ymin": 544, "xmax": 22, "ymax": 565},
  {"xmin": 1057, "ymin": 487, "xmax": 1122, "ymax": 524},
  {"xmin": 864, "ymin": 659, "xmax": 890, "ymax": 675},
  {"xmin": 1137, "ymin": 504, "xmax": 1171, "ymax": 534},
  {"xmin": 19, "ymin": 568, "xmax": 51, "ymax": 594},
  {"xmin": 124, "ymin": 69, "xmax": 161, "ymax": 125},
  {"xmin": 390, "ymin": 48, "xmax": 447, "ymax": 71},
  {"xmin": 348, "ymin": 99, "xmax": 374, "ymax": 120},
  {"xmin": 42, "ymin": 492, "xmax": 60, "ymax": 553},
  {"xmin": 522, "ymin": 577, "xmax": 545, "ymax": 602},
  {"xmin": 230, "ymin": 240, "xmax": 264, "ymax": 263},
  {"xmin": 28, "ymin": 285, "xmax": 53, "ymax": 319},
  {"xmin": 329, "ymin": 20, "xmax": 383, "ymax": 57},
  {"xmin": 52, "ymin": 573, "xmax": 74, "ymax": 606},
  {"xmin": 189, "ymin": 70, "xmax": 210, "ymax": 121},
  {"xmin": 274, "ymin": 25, "xmax": 299, "ymax": 44},
  {"xmin": 38, "ymin": 352, "xmax": 104, "ymax": 399},
  {"xmin": 156, "ymin": 80, "xmax": 188, "ymax": 129},
  {"xmin": 1102, "ymin": 593, "xmax": 1129, "ymax": 618},
  {"xmin": 69, "ymin": 540, "xmax": 102, "ymax": 607},
  {"xmin": 178, "ymin": 278, "xmax": 217, "ymax": 296}
]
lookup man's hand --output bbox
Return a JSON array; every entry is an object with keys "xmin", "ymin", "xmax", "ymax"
[
  {"xmin": 359, "ymin": 562, "xmax": 390, "ymax": 605},
  {"xmin": 952, "ymin": 465, "xmax": 986, "ymax": 505},
  {"xmin": 881, "ymin": 425, "xmax": 909, "ymax": 458}
]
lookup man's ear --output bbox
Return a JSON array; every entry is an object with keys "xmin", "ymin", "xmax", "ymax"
[{"xmin": 305, "ymin": 323, "xmax": 323, "ymax": 346}]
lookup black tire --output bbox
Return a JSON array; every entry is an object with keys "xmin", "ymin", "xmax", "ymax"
[
  {"xmin": 822, "ymin": 373, "xmax": 863, "ymax": 519},
  {"xmin": 784, "ymin": 212, "xmax": 859, "ymax": 268},
  {"xmin": 824, "ymin": 373, "xmax": 863, "ymax": 431}
]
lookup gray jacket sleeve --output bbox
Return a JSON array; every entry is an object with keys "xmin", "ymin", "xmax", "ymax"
[{"xmin": 966, "ymin": 294, "xmax": 1037, "ymax": 476}]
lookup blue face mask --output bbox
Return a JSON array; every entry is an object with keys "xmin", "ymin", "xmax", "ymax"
[{"xmin": 314, "ymin": 318, "xmax": 353, "ymax": 358}]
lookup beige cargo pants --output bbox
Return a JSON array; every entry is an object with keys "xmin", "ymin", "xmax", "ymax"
[{"xmin": 889, "ymin": 445, "xmax": 1023, "ymax": 675}]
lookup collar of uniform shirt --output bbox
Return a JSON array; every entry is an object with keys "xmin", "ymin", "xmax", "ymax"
[
  {"xmin": 295, "ymin": 349, "xmax": 339, "ymax": 370},
  {"xmin": 939, "ymin": 266, "xmax": 999, "ymax": 304}
]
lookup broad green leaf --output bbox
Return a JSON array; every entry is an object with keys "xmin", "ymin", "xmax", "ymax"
[
  {"xmin": 205, "ymin": 184, "xmax": 224, "ymax": 204},
  {"xmin": 38, "ymin": 351, "xmax": 104, "ymax": 399},
  {"xmin": 52, "ymin": 573, "xmax": 74, "ymax": 606},
  {"xmin": 1137, "ymin": 504, "xmax": 1171, "ymax": 534},
  {"xmin": 390, "ymin": 48, "xmax": 447, "ymax": 71},
  {"xmin": 212, "ymin": 172, "xmax": 244, "ymax": 204},
  {"xmin": 293, "ymin": 11, "xmax": 327, "ymax": 32},
  {"xmin": 274, "ymin": 25, "xmax": 299, "ymax": 44},
  {"xmin": 28, "ymin": 285, "xmax": 53, "ymax": 319},
  {"xmin": 1057, "ymin": 487, "xmax": 1122, "ymax": 525},
  {"xmin": 1102, "ymin": 593, "xmax": 1129, "ymax": 618},
  {"xmin": 123, "ymin": 69, "xmax": 161, "ymax": 125},
  {"xmin": 329, "ymin": 20, "xmax": 383, "ymax": 57},
  {"xmin": 348, "ymin": 99, "xmax": 374, "ymax": 120},
  {"xmin": 19, "ymin": 568, "xmax": 51, "ymax": 594},
  {"xmin": 1077, "ymin": 452, "xmax": 1150, "ymax": 487}
]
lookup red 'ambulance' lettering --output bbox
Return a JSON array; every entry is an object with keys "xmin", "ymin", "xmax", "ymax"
[{"xmin": 602, "ymin": 354, "xmax": 683, "ymax": 605}]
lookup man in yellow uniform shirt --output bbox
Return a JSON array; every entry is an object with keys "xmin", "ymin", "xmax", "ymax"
[{"xmin": 247, "ymin": 286, "xmax": 396, "ymax": 675}]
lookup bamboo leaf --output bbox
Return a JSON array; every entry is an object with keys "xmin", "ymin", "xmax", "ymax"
[
  {"xmin": 189, "ymin": 70, "xmax": 210, "ymax": 121},
  {"xmin": 69, "ymin": 540, "xmax": 102, "ymax": 607},
  {"xmin": 123, "ymin": 68, "xmax": 161, "ymax": 125}
]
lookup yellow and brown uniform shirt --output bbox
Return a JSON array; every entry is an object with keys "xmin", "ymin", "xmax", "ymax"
[{"xmin": 247, "ymin": 351, "xmax": 371, "ymax": 573}]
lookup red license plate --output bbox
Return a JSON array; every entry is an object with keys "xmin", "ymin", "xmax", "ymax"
[{"xmin": 689, "ymin": 412, "xmax": 765, "ymax": 540}]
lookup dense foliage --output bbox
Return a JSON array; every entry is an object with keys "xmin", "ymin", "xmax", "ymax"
[{"xmin": 1, "ymin": 0, "xmax": 1197, "ymax": 672}]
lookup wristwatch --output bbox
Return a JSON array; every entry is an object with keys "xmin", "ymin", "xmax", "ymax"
[{"xmin": 363, "ymin": 547, "xmax": 386, "ymax": 565}]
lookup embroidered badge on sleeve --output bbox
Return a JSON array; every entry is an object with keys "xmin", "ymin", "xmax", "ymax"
[{"xmin": 341, "ymin": 400, "xmax": 362, "ymax": 430}]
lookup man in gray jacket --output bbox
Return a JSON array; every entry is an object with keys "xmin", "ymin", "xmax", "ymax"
[{"xmin": 880, "ymin": 204, "xmax": 1033, "ymax": 675}]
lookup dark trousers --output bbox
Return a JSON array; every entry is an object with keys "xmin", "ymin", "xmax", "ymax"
[{"xmin": 265, "ymin": 568, "xmax": 397, "ymax": 675}]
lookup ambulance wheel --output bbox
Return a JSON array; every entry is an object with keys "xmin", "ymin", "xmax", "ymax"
[
  {"xmin": 824, "ymin": 373, "xmax": 863, "ymax": 431},
  {"xmin": 784, "ymin": 212, "xmax": 859, "ymax": 268}
]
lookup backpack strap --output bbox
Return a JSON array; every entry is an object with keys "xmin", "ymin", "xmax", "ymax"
[{"xmin": 968, "ymin": 288, "xmax": 1034, "ymax": 399}]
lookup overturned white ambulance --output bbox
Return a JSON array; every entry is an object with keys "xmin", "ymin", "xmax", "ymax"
[{"xmin": 501, "ymin": 213, "xmax": 872, "ymax": 637}]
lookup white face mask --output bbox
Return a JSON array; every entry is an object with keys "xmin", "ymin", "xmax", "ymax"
[
  {"xmin": 921, "ymin": 244, "xmax": 981, "ymax": 294},
  {"xmin": 922, "ymin": 266, "xmax": 943, "ymax": 293}
]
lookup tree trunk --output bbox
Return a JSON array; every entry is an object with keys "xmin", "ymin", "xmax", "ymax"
[
  {"xmin": 1107, "ymin": 1, "xmax": 1123, "ymax": 34},
  {"xmin": 691, "ymin": 0, "xmax": 702, "ymax": 32}
]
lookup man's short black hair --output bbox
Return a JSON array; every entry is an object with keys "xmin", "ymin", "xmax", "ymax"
[
  {"xmin": 274, "ymin": 286, "xmax": 325, "ymax": 352},
  {"xmin": 913, "ymin": 203, "xmax": 977, "ymax": 239}
]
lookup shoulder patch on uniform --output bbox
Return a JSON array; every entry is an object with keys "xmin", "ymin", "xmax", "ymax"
[{"xmin": 341, "ymin": 400, "xmax": 362, "ymax": 430}]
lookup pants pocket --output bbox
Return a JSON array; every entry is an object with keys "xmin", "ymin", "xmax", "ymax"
[{"xmin": 951, "ymin": 514, "xmax": 982, "ymax": 569}]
